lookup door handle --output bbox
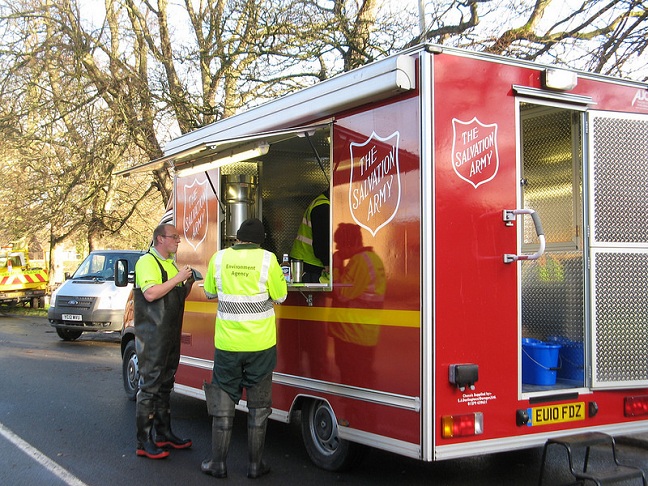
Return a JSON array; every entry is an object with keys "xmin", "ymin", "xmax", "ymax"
[{"xmin": 503, "ymin": 209, "xmax": 545, "ymax": 263}]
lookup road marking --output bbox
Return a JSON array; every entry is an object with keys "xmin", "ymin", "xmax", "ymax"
[{"xmin": 0, "ymin": 421, "xmax": 89, "ymax": 486}]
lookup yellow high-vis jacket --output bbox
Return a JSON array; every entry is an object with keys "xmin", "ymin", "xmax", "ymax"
[{"xmin": 204, "ymin": 245, "xmax": 287, "ymax": 352}]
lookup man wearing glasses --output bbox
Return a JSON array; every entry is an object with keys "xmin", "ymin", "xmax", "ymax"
[{"xmin": 133, "ymin": 224, "xmax": 196, "ymax": 459}]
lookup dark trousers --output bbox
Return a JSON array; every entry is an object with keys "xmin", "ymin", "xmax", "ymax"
[{"xmin": 212, "ymin": 346, "xmax": 276, "ymax": 403}]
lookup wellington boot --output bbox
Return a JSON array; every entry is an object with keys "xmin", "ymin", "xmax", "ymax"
[
  {"xmin": 201, "ymin": 458, "xmax": 228, "ymax": 478},
  {"xmin": 153, "ymin": 407, "xmax": 192, "ymax": 449},
  {"xmin": 247, "ymin": 459, "xmax": 271, "ymax": 479},
  {"xmin": 247, "ymin": 407, "xmax": 271, "ymax": 479},
  {"xmin": 136, "ymin": 410, "xmax": 170, "ymax": 459},
  {"xmin": 135, "ymin": 397, "xmax": 169, "ymax": 459},
  {"xmin": 155, "ymin": 431, "xmax": 192, "ymax": 450},
  {"xmin": 200, "ymin": 416, "xmax": 233, "ymax": 478},
  {"xmin": 136, "ymin": 440, "xmax": 170, "ymax": 460},
  {"xmin": 202, "ymin": 384, "xmax": 235, "ymax": 478}
]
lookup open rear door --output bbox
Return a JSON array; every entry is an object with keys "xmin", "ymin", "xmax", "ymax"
[
  {"xmin": 588, "ymin": 111, "xmax": 648, "ymax": 389},
  {"xmin": 519, "ymin": 101, "xmax": 587, "ymax": 392}
]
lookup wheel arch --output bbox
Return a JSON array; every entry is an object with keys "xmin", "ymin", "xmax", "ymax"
[
  {"xmin": 285, "ymin": 393, "xmax": 333, "ymax": 421},
  {"xmin": 120, "ymin": 328, "xmax": 135, "ymax": 357}
]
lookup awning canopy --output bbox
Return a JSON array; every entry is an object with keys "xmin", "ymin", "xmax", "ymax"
[{"xmin": 115, "ymin": 123, "xmax": 331, "ymax": 177}]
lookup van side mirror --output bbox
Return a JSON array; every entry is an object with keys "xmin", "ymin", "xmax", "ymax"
[{"xmin": 115, "ymin": 259, "xmax": 132, "ymax": 287}]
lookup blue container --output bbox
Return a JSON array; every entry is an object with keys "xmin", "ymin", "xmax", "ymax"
[
  {"xmin": 522, "ymin": 338, "xmax": 561, "ymax": 385},
  {"xmin": 548, "ymin": 336, "xmax": 584, "ymax": 382}
]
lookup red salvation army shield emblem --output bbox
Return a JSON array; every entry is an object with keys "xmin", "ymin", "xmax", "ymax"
[
  {"xmin": 182, "ymin": 177, "xmax": 209, "ymax": 251},
  {"xmin": 349, "ymin": 131, "xmax": 401, "ymax": 236},
  {"xmin": 451, "ymin": 117, "xmax": 499, "ymax": 188}
]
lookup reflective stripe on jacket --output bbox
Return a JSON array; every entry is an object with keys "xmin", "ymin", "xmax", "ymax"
[{"xmin": 290, "ymin": 193, "xmax": 329, "ymax": 267}]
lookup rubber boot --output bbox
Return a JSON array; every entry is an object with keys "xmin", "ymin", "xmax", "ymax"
[
  {"xmin": 201, "ymin": 383, "xmax": 235, "ymax": 478},
  {"xmin": 246, "ymin": 374, "xmax": 273, "ymax": 479},
  {"xmin": 153, "ymin": 406, "xmax": 192, "ymax": 449},
  {"xmin": 136, "ymin": 401, "xmax": 169, "ymax": 459},
  {"xmin": 247, "ymin": 407, "xmax": 271, "ymax": 479},
  {"xmin": 201, "ymin": 416, "xmax": 234, "ymax": 478}
]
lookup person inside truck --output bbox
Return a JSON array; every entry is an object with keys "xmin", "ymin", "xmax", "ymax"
[
  {"xmin": 202, "ymin": 218, "xmax": 287, "ymax": 479},
  {"xmin": 290, "ymin": 189, "xmax": 330, "ymax": 283},
  {"xmin": 133, "ymin": 224, "xmax": 195, "ymax": 460}
]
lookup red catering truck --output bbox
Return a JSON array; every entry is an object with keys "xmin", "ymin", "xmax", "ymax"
[{"xmin": 118, "ymin": 44, "xmax": 648, "ymax": 470}]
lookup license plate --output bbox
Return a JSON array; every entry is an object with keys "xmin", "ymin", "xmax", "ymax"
[
  {"xmin": 62, "ymin": 314, "xmax": 82, "ymax": 321},
  {"xmin": 528, "ymin": 401, "xmax": 586, "ymax": 426}
]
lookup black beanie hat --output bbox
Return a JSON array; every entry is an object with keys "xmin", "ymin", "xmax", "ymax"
[{"xmin": 237, "ymin": 218, "xmax": 265, "ymax": 244}]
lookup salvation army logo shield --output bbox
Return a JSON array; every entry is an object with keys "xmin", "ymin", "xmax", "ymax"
[
  {"xmin": 451, "ymin": 117, "xmax": 499, "ymax": 188},
  {"xmin": 349, "ymin": 131, "xmax": 401, "ymax": 236},
  {"xmin": 182, "ymin": 177, "xmax": 209, "ymax": 251}
]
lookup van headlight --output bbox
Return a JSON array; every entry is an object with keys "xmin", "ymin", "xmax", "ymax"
[{"xmin": 97, "ymin": 293, "xmax": 113, "ymax": 310}]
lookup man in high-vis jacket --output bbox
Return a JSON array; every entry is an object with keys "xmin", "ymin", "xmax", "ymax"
[
  {"xmin": 290, "ymin": 189, "xmax": 330, "ymax": 283},
  {"xmin": 134, "ymin": 224, "xmax": 195, "ymax": 460},
  {"xmin": 201, "ymin": 218, "xmax": 287, "ymax": 479}
]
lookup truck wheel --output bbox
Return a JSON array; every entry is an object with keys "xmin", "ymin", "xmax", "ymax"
[
  {"xmin": 122, "ymin": 340, "xmax": 139, "ymax": 401},
  {"xmin": 300, "ymin": 399, "xmax": 366, "ymax": 471},
  {"xmin": 56, "ymin": 328, "xmax": 83, "ymax": 341}
]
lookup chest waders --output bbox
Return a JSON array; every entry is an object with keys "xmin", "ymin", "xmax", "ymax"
[{"xmin": 134, "ymin": 254, "xmax": 191, "ymax": 459}]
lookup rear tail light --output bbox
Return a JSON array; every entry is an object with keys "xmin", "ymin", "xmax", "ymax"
[
  {"xmin": 624, "ymin": 396, "xmax": 648, "ymax": 417},
  {"xmin": 441, "ymin": 412, "xmax": 484, "ymax": 438}
]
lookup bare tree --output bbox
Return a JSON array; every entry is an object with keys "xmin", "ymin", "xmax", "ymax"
[
  {"xmin": 0, "ymin": 0, "xmax": 159, "ymax": 274},
  {"xmin": 413, "ymin": 0, "xmax": 648, "ymax": 80},
  {"xmin": 1, "ymin": 0, "xmax": 646, "ymax": 265}
]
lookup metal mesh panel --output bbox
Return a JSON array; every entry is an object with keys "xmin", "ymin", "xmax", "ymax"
[
  {"xmin": 521, "ymin": 107, "xmax": 580, "ymax": 246},
  {"xmin": 592, "ymin": 116, "xmax": 648, "ymax": 243},
  {"xmin": 221, "ymin": 161, "xmax": 259, "ymax": 178},
  {"xmin": 258, "ymin": 131, "xmax": 330, "ymax": 257},
  {"xmin": 522, "ymin": 252, "xmax": 584, "ymax": 343},
  {"xmin": 593, "ymin": 252, "xmax": 648, "ymax": 382}
]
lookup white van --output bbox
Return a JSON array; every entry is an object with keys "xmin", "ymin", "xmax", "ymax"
[{"xmin": 48, "ymin": 249, "xmax": 145, "ymax": 341}]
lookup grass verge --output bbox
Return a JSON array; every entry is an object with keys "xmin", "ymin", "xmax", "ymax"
[{"xmin": 0, "ymin": 304, "xmax": 48, "ymax": 318}]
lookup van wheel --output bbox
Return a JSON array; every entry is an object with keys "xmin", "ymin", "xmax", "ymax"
[
  {"xmin": 56, "ymin": 328, "xmax": 83, "ymax": 341},
  {"xmin": 122, "ymin": 340, "xmax": 139, "ymax": 401},
  {"xmin": 301, "ymin": 399, "xmax": 366, "ymax": 471}
]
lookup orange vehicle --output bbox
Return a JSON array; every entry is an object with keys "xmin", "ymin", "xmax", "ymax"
[{"xmin": 117, "ymin": 44, "xmax": 648, "ymax": 471}]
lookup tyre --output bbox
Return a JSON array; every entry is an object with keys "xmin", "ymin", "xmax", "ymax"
[
  {"xmin": 122, "ymin": 339, "xmax": 139, "ymax": 401},
  {"xmin": 56, "ymin": 328, "xmax": 83, "ymax": 341},
  {"xmin": 300, "ymin": 399, "xmax": 367, "ymax": 471}
]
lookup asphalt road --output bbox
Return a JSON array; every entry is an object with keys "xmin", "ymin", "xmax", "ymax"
[{"xmin": 1, "ymin": 313, "xmax": 647, "ymax": 485}]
